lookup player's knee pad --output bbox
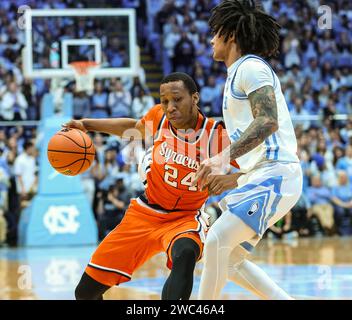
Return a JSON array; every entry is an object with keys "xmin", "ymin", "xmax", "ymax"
[
  {"xmin": 75, "ymin": 283, "xmax": 89, "ymax": 300},
  {"xmin": 171, "ymin": 238, "xmax": 200, "ymax": 270}
]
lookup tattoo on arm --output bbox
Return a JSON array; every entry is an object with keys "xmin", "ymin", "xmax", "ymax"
[{"xmin": 229, "ymin": 85, "xmax": 278, "ymax": 161}]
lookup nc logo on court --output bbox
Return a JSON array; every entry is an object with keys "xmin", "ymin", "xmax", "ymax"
[
  {"xmin": 45, "ymin": 259, "xmax": 81, "ymax": 286},
  {"xmin": 43, "ymin": 205, "xmax": 80, "ymax": 234}
]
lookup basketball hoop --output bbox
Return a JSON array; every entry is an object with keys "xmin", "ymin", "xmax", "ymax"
[{"xmin": 69, "ymin": 61, "xmax": 99, "ymax": 93}]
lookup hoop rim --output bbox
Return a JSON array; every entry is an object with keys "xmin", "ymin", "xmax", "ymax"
[{"xmin": 69, "ymin": 61, "xmax": 99, "ymax": 75}]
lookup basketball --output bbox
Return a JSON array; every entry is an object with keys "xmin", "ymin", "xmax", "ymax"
[{"xmin": 47, "ymin": 128, "xmax": 95, "ymax": 176}]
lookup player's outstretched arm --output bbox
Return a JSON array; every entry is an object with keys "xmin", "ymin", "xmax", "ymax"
[
  {"xmin": 229, "ymin": 85, "xmax": 278, "ymax": 162},
  {"xmin": 63, "ymin": 118, "xmax": 146, "ymax": 139}
]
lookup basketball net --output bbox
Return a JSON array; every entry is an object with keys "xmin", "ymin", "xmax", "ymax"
[{"xmin": 69, "ymin": 61, "xmax": 99, "ymax": 94}]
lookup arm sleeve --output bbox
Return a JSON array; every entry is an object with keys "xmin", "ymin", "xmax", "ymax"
[{"xmin": 238, "ymin": 60, "xmax": 275, "ymax": 96}]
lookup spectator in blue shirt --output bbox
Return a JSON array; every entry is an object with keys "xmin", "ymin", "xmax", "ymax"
[
  {"xmin": 304, "ymin": 58, "xmax": 322, "ymax": 89},
  {"xmin": 307, "ymin": 175, "xmax": 335, "ymax": 235},
  {"xmin": 331, "ymin": 171, "xmax": 352, "ymax": 235},
  {"xmin": 336, "ymin": 145, "xmax": 352, "ymax": 185},
  {"xmin": 290, "ymin": 97, "xmax": 311, "ymax": 131},
  {"xmin": 90, "ymin": 81, "xmax": 109, "ymax": 118},
  {"xmin": 200, "ymin": 75, "xmax": 221, "ymax": 116},
  {"xmin": 108, "ymin": 80, "xmax": 132, "ymax": 118},
  {"xmin": 73, "ymin": 91, "xmax": 90, "ymax": 119}
]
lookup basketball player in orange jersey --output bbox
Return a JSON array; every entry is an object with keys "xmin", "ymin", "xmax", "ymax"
[{"xmin": 64, "ymin": 72, "xmax": 240, "ymax": 300}]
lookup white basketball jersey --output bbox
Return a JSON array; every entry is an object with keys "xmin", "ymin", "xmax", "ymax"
[{"xmin": 223, "ymin": 54, "xmax": 299, "ymax": 172}]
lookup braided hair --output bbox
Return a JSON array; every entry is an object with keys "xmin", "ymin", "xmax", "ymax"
[{"xmin": 209, "ymin": 0, "xmax": 281, "ymax": 58}]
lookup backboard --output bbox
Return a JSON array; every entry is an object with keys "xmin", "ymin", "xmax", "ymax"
[{"xmin": 22, "ymin": 8, "xmax": 138, "ymax": 79}]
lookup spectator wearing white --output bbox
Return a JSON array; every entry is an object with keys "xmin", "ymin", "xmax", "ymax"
[
  {"xmin": 13, "ymin": 141, "xmax": 37, "ymax": 203},
  {"xmin": 81, "ymin": 167, "xmax": 96, "ymax": 209},
  {"xmin": 117, "ymin": 141, "xmax": 145, "ymax": 193},
  {"xmin": 0, "ymin": 82, "xmax": 28, "ymax": 120},
  {"xmin": 282, "ymin": 32, "xmax": 301, "ymax": 68},
  {"xmin": 108, "ymin": 80, "xmax": 132, "ymax": 118},
  {"xmin": 131, "ymin": 87, "xmax": 154, "ymax": 119}
]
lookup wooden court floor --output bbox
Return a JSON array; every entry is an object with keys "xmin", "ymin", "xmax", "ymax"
[{"xmin": 1, "ymin": 237, "xmax": 352, "ymax": 300}]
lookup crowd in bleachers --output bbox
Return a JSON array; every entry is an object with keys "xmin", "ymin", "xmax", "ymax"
[{"xmin": 0, "ymin": 0, "xmax": 351, "ymax": 245}]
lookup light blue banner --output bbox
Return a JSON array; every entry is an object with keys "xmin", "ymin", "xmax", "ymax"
[{"xmin": 19, "ymin": 93, "xmax": 98, "ymax": 246}]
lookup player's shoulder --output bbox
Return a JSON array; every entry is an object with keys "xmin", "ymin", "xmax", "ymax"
[
  {"xmin": 148, "ymin": 103, "xmax": 163, "ymax": 114},
  {"xmin": 236, "ymin": 55, "xmax": 272, "ymax": 74},
  {"xmin": 141, "ymin": 104, "xmax": 165, "ymax": 137},
  {"xmin": 142, "ymin": 104, "xmax": 164, "ymax": 121}
]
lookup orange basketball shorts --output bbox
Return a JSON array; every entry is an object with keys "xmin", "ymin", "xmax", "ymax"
[{"xmin": 85, "ymin": 198, "xmax": 207, "ymax": 287}]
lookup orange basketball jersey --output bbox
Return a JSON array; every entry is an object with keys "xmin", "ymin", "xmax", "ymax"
[{"xmin": 139, "ymin": 104, "xmax": 238, "ymax": 212}]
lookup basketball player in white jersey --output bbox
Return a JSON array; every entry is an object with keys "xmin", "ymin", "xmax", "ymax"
[{"xmin": 193, "ymin": 0, "xmax": 303, "ymax": 299}]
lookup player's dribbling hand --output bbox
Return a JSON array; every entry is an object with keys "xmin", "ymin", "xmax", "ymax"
[
  {"xmin": 193, "ymin": 153, "xmax": 230, "ymax": 190},
  {"xmin": 62, "ymin": 119, "xmax": 88, "ymax": 133},
  {"xmin": 204, "ymin": 173, "xmax": 242, "ymax": 195}
]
